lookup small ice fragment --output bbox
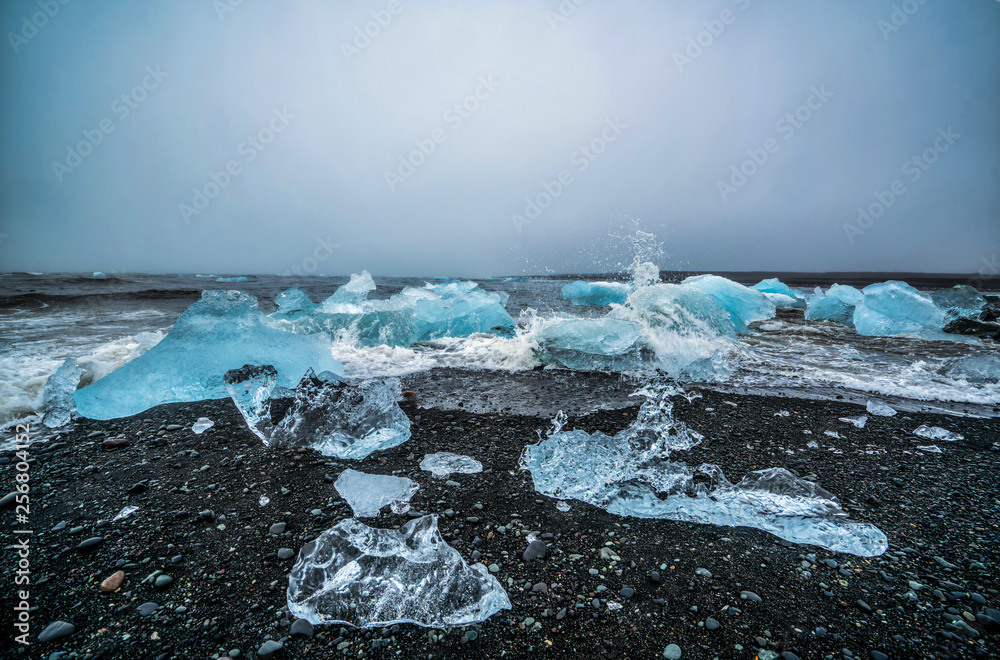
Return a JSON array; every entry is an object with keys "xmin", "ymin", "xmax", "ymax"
[
  {"xmin": 806, "ymin": 441, "xmax": 819, "ymax": 449},
  {"xmin": 287, "ymin": 515, "xmax": 511, "ymax": 628},
  {"xmin": 334, "ymin": 469, "xmax": 418, "ymax": 518},
  {"xmin": 839, "ymin": 415, "xmax": 868, "ymax": 429},
  {"xmin": 556, "ymin": 501, "xmax": 572, "ymax": 512},
  {"xmin": 42, "ymin": 358, "xmax": 83, "ymax": 429},
  {"xmin": 866, "ymin": 400, "xmax": 897, "ymax": 417},
  {"xmin": 259, "ymin": 495, "xmax": 270, "ymax": 507},
  {"xmin": 419, "ymin": 452, "xmax": 483, "ymax": 479},
  {"xmin": 606, "ymin": 601, "xmax": 623, "ymax": 611},
  {"xmin": 112, "ymin": 506, "xmax": 139, "ymax": 521},
  {"xmin": 724, "ymin": 401, "xmax": 738, "ymax": 407},
  {"xmin": 916, "ymin": 445, "xmax": 943, "ymax": 453},
  {"xmin": 224, "ymin": 364, "xmax": 278, "ymax": 443},
  {"xmin": 824, "ymin": 430, "xmax": 840, "ymax": 439},
  {"xmin": 912, "ymin": 425, "xmax": 963, "ymax": 442},
  {"xmin": 192, "ymin": 417, "xmax": 214, "ymax": 434},
  {"xmin": 705, "ymin": 407, "xmax": 715, "ymax": 412},
  {"xmin": 803, "ymin": 430, "xmax": 812, "ymax": 434},
  {"xmin": 774, "ymin": 410, "xmax": 790, "ymax": 417},
  {"xmin": 389, "ymin": 501, "xmax": 411, "ymax": 515}
]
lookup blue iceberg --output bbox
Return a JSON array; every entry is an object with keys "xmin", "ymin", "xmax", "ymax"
[
  {"xmin": 217, "ymin": 276, "xmax": 249, "ymax": 283},
  {"xmin": 42, "ymin": 358, "xmax": 83, "ymax": 428},
  {"xmin": 74, "ymin": 290, "xmax": 344, "ymax": 420},
  {"xmin": 681, "ymin": 275, "xmax": 776, "ymax": 332},
  {"xmin": 805, "ymin": 284, "xmax": 864, "ymax": 326},
  {"xmin": 536, "ymin": 318, "xmax": 650, "ymax": 371},
  {"xmin": 271, "ymin": 288, "xmax": 318, "ymax": 320},
  {"xmin": 752, "ymin": 278, "xmax": 806, "ymax": 309},
  {"xmin": 224, "ymin": 364, "xmax": 279, "ymax": 443},
  {"xmin": 561, "ymin": 280, "xmax": 630, "ymax": 306},
  {"xmin": 403, "ymin": 281, "xmax": 515, "ymax": 341},
  {"xmin": 931, "ymin": 285, "xmax": 987, "ymax": 321},
  {"xmin": 853, "ymin": 281, "xmax": 946, "ymax": 336}
]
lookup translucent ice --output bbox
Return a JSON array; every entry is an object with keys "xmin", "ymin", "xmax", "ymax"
[
  {"xmin": 912, "ymin": 425, "xmax": 963, "ymax": 442},
  {"xmin": 93, "ymin": 272, "xmax": 106, "ymax": 278},
  {"xmin": 42, "ymin": 358, "xmax": 82, "ymax": 428},
  {"xmin": 224, "ymin": 364, "xmax": 278, "ymax": 443},
  {"xmin": 916, "ymin": 445, "xmax": 943, "ymax": 453},
  {"xmin": 931, "ymin": 285, "xmax": 987, "ymax": 321},
  {"xmin": 839, "ymin": 416, "xmax": 868, "ymax": 429},
  {"xmin": 681, "ymin": 275, "xmax": 776, "ymax": 332},
  {"xmin": 752, "ymin": 278, "xmax": 806, "ymax": 308},
  {"xmin": 74, "ymin": 290, "xmax": 344, "ymax": 420},
  {"xmin": 191, "ymin": 417, "xmax": 214, "ymax": 434},
  {"xmin": 419, "ymin": 452, "xmax": 483, "ymax": 479},
  {"xmin": 334, "ymin": 469, "xmax": 419, "ymax": 517},
  {"xmin": 270, "ymin": 372, "xmax": 410, "ymax": 459},
  {"xmin": 561, "ymin": 280, "xmax": 630, "ymax": 306},
  {"xmin": 324, "ymin": 271, "xmax": 377, "ymax": 308},
  {"xmin": 520, "ymin": 385, "xmax": 887, "ymax": 556},
  {"xmin": 271, "ymin": 288, "xmax": 318, "ymax": 320},
  {"xmin": 536, "ymin": 318, "xmax": 650, "ymax": 371},
  {"xmin": 403, "ymin": 281, "xmax": 515, "ymax": 341},
  {"xmin": 805, "ymin": 284, "xmax": 864, "ymax": 326},
  {"xmin": 853, "ymin": 281, "xmax": 946, "ymax": 336},
  {"xmin": 866, "ymin": 400, "xmax": 897, "ymax": 417},
  {"xmin": 217, "ymin": 276, "xmax": 249, "ymax": 283},
  {"xmin": 112, "ymin": 505, "xmax": 139, "ymax": 521},
  {"xmin": 942, "ymin": 355, "xmax": 1000, "ymax": 383},
  {"xmin": 287, "ymin": 515, "xmax": 511, "ymax": 628}
]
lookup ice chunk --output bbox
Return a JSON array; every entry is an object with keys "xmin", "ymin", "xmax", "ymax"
[
  {"xmin": 74, "ymin": 291, "xmax": 344, "ymax": 420},
  {"xmin": 93, "ymin": 271, "xmax": 106, "ymax": 278},
  {"xmin": 866, "ymin": 400, "xmax": 897, "ymax": 417},
  {"xmin": 217, "ymin": 276, "xmax": 249, "ymax": 282},
  {"xmin": 824, "ymin": 430, "xmax": 840, "ymax": 438},
  {"xmin": 259, "ymin": 494, "xmax": 270, "ymax": 506},
  {"xmin": 323, "ymin": 271, "xmax": 377, "ymax": 309},
  {"xmin": 334, "ymin": 469, "xmax": 419, "ymax": 517},
  {"xmin": 853, "ymin": 281, "xmax": 946, "ymax": 336},
  {"xmin": 419, "ymin": 452, "xmax": 483, "ymax": 479},
  {"xmin": 270, "ymin": 372, "xmax": 410, "ymax": 459},
  {"xmin": 112, "ymin": 505, "xmax": 139, "ymax": 521},
  {"xmin": 536, "ymin": 318, "xmax": 650, "ymax": 371},
  {"xmin": 805, "ymin": 284, "xmax": 864, "ymax": 326},
  {"xmin": 912, "ymin": 425, "xmax": 963, "ymax": 442},
  {"xmin": 932, "ymin": 285, "xmax": 987, "ymax": 321},
  {"xmin": 561, "ymin": 280, "xmax": 630, "ymax": 306},
  {"xmin": 271, "ymin": 288, "xmax": 318, "ymax": 320},
  {"xmin": 916, "ymin": 445, "xmax": 943, "ymax": 453},
  {"xmin": 42, "ymin": 358, "xmax": 83, "ymax": 428},
  {"xmin": 287, "ymin": 515, "xmax": 511, "ymax": 628},
  {"xmin": 752, "ymin": 278, "xmax": 806, "ymax": 308},
  {"xmin": 839, "ymin": 415, "xmax": 868, "ymax": 429},
  {"xmin": 191, "ymin": 417, "xmax": 214, "ymax": 434},
  {"xmin": 520, "ymin": 385, "xmax": 887, "ymax": 556},
  {"xmin": 942, "ymin": 355, "xmax": 1000, "ymax": 383},
  {"xmin": 224, "ymin": 364, "xmax": 278, "ymax": 443},
  {"xmin": 681, "ymin": 275, "xmax": 776, "ymax": 332},
  {"xmin": 556, "ymin": 501, "xmax": 571, "ymax": 512},
  {"xmin": 404, "ymin": 281, "xmax": 515, "ymax": 341}
]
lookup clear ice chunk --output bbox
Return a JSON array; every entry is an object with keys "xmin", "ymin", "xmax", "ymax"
[
  {"xmin": 191, "ymin": 417, "xmax": 214, "ymax": 434},
  {"xmin": 752, "ymin": 278, "xmax": 806, "ymax": 308},
  {"xmin": 224, "ymin": 364, "xmax": 279, "ymax": 443},
  {"xmin": 805, "ymin": 284, "xmax": 864, "ymax": 326},
  {"xmin": 112, "ymin": 505, "xmax": 139, "ymax": 521},
  {"xmin": 323, "ymin": 271, "xmax": 377, "ymax": 308},
  {"xmin": 520, "ymin": 385, "xmax": 887, "ymax": 556},
  {"xmin": 916, "ymin": 445, "xmax": 943, "ymax": 453},
  {"xmin": 866, "ymin": 400, "xmax": 897, "ymax": 417},
  {"xmin": 73, "ymin": 290, "xmax": 344, "ymax": 420},
  {"xmin": 931, "ymin": 285, "xmax": 987, "ymax": 321},
  {"xmin": 217, "ymin": 276, "xmax": 249, "ymax": 282},
  {"xmin": 419, "ymin": 452, "xmax": 483, "ymax": 479},
  {"xmin": 839, "ymin": 416, "xmax": 868, "ymax": 429},
  {"xmin": 42, "ymin": 357, "xmax": 83, "ymax": 428},
  {"xmin": 286, "ymin": 515, "xmax": 511, "ymax": 628},
  {"xmin": 853, "ymin": 281, "xmax": 946, "ymax": 336},
  {"xmin": 681, "ymin": 274, "xmax": 776, "ymax": 332},
  {"xmin": 334, "ymin": 469, "xmax": 419, "ymax": 517},
  {"xmin": 271, "ymin": 288, "xmax": 318, "ymax": 320},
  {"xmin": 941, "ymin": 355, "xmax": 1000, "ymax": 384},
  {"xmin": 270, "ymin": 372, "xmax": 410, "ymax": 459},
  {"xmin": 403, "ymin": 281, "xmax": 515, "ymax": 341},
  {"xmin": 561, "ymin": 280, "xmax": 630, "ymax": 306},
  {"xmin": 536, "ymin": 318, "xmax": 650, "ymax": 371},
  {"xmin": 912, "ymin": 425, "xmax": 963, "ymax": 442}
]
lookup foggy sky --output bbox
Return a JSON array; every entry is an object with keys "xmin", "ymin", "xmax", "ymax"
[{"xmin": 1, "ymin": 0, "xmax": 998, "ymax": 277}]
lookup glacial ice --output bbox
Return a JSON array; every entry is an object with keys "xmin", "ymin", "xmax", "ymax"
[
  {"xmin": 536, "ymin": 318, "xmax": 649, "ymax": 371},
  {"xmin": 419, "ymin": 452, "xmax": 483, "ymax": 479},
  {"xmin": 752, "ymin": 278, "xmax": 806, "ymax": 308},
  {"xmin": 805, "ymin": 284, "xmax": 864, "ymax": 326},
  {"xmin": 224, "ymin": 364, "xmax": 278, "ymax": 443},
  {"xmin": 269, "ymin": 372, "xmax": 410, "ymax": 459},
  {"xmin": 93, "ymin": 272, "xmax": 106, "ymax": 278},
  {"xmin": 839, "ymin": 416, "xmax": 868, "ymax": 429},
  {"xmin": 403, "ymin": 281, "xmax": 515, "ymax": 341},
  {"xmin": 42, "ymin": 358, "xmax": 82, "ymax": 429},
  {"xmin": 520, "ymin": 384, "xmax": 887, "ymax": 556},
  {"xmin": 217, "ymin": 276, "xmax": 249, "ymax": 283},
  {"xmin": 286, "ymin": 515, "xmax": 511, "ymax": 628},
  {"xmin": 334, "ymin": 469, "xmax": 419, "ymax": 517},
  {"xmin": 561, "ymin": 280, "xmax": 631, "ymax": 306},
  {"xmin": 74, "ymin": 290, "xmax": 344, "ymax": 420},
  {"xmin": 271, "ymin": 288, "xmax": 318, "ymax": 320},
  {"xmin": 853, "ymin": 281, "xmax": 946, "ymax": 336},
  {"xmin": 191, "ymin": 417, "xmax": 214, "ymax": 434},
  {"xmin": 942, "ymin": 355, "xmax": 1000, "ymax": 383},
  {"xmin": 931, "ymin": 285, "xmax": 987, "ymax": 320},
  {"xmin": 866, "ymin": 400, "xmax": 897, "ymax": 417},
  {"xmin": 912, "ymin": 425, "xmax": 963, "ymax": 442},
  {"xmin": 681, "ymin": 275, "xmax": 776, "ymax": 332},
  {"xmin": 323, "ymin": 271, "xmax": 377, "ymax": 308},
  {"xmin": 917, "ymin": 445, "xmax": 943, "ymax": 453}
]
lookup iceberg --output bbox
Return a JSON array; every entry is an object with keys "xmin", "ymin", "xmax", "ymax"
[
  {"xmin": 191, "ymin": 417, "xmax": 214, "ymax": 434},
  {"xmin": 73, "ymin": 290, "xmax": 344, "ymax": 420},
  {"xmin": 287, "ymin": 515, "xmax": 511, "ymax": 628},
  {"xmin": 269, "ymin": 372, "xmax": 410, "ymax": 459},
  {"xmin": 403, "ymin": 281, "xmax": 515, "ymax": 341},
  {"xmin": 419, "ymin": 452, "xmax": 483, "ymax": 479},
  {"xmin": 224, "ymin": 364, "xmax": 278, "ymax": 443},
  {"xmin": 805, "ymin": 284, "xmax": 864, "ymax": 326},
  {"xmin": 42, "ymin": 358, "xmax": 83, "ymax": 428},
  {"xmin": 217, "ymin": 276, "xmax": 249, "ymax": 283},
  {"xmin": 334, "ymin": 469, "xmax": 419, "ymax": 517},
  {"xmin": 932, "ymin": 285, "xmax": 987, "ymax": 321},
  {"xmin": 942, "ymin": 355, "xmax": 1000, "ymax": 383},
  {"xmin": 561, "ymin": 280, "xmax": 630, "ymax": 306},
  {"xmin": 853, "ymin": 281, "xmax": 946, "ymax": 336},
  {"xmin": 752, "ymin": 278, "xmax": 806, "ymax": 308},
  {"xmin": 682, "ymin": 275, "xmax": 776, "ymax": 332},
  {"xmin": 519, "ymin": 384, "xmax": 887, "ymax": 556},
  {"xmin": 323, "ymin": 271, "xmax": 377, "ymax": 308},
  {"xmin": 271, "ymin": 288, "xmax": 318, "ymax": 320},
  {"xmin": 912, "ymin": 425, "xmax": 963, "ymax": 442},
  {"xmin": 92, "ymin": 272, "xmax": 106, "ymax": 278},
  {"xmin": 536, "ymin": 318, "xmax": 650, "ymax": 371},
  {"xmin": 866, "ymin": 400, "xmax": 897, "ymax": 417}
]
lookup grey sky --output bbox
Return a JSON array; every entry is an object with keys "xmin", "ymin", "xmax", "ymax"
[{"xmin": 1, "ymin": 0, "xmax": 997, "ymax": 277}]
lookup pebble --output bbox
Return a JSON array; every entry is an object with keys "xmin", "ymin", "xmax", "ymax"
[
  {"xmin": 695, "ymin": 567, "xmax": 712, "ymax": 578},
  {"xmin": 153, "ymin": 575, "xmax": 174, "ymax": 589},
  {"xmin": 102, "ymin": 438, "xmax": 129, "ymax": 448},
  {"xmin": 619, "ymin": 587, "xmax": 634, "ymax": 598},
  {"xmin": 870, "ymin": 652, "xmax": 888, "ymax": 660},
  {"xmin": 0, "ymin": 492, "xmax": 18, "ymax": 508},
  {"xmin": 290, "ymin": 619, "xmax": 314, "ymax": 637},
  {"xmin": 138, "ymin": 602, "xmax": 159, "ymax": 616},
  {"xmin": 77, "ymin": 537, "xmax": 103, "ymax": 552},
  {"xmin": 100, "ymin": 570, "xmax": 124, "ymax": 592},
  {"xmin": 38, "ymin": 621, "xmax": 75, "ymax": 643},
  {"xmin": 277, "ymin": 548, "xmax": 295, "ymax": 560},
  {"xmin": 856, "ymin": 599, "xmax": 872, "ymax": 614},
  {"xmin": 663, "ymin": 643, "xmax": 682, "ymax": 659},
  {"xmin": 650, "ymin": 571, "xmax": 661, "ymax": 583},
  {"xmin": 522, "ymin": 540, "xmax": 547, "ymax": 562},
  {"xmin": 257, "ymin": 640, "xmax": 283, "ymax": 658},
  {"xmin": 740, "ymin": 590, "xmax": 762, "ymax": 603},
  {"xmin": 705, "ymin": 618, "xmax": 720, "ymax": 631},
  {"xmin": 269, "ymin": 523, "xmax": 287, "ymax": 535}
]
